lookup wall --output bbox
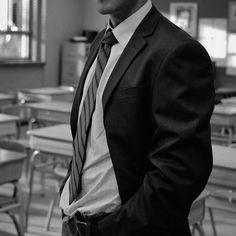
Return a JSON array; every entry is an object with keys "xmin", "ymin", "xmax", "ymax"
[
  {"xmin": 0, "ymin": 0, "xmax": 83, "ymax": 93},
  {"xmin": 44, "ymin": 0, "xmax": 83, "ymax": 86},
  {"xmin": 1, "ymin": 0, "xmax": 234, "ymax": 92},
  {"xmin": 81, "ymin": 0, "xmax": 236, "ymax": 88},
  {"xmin": 0, "ymin": 65, "xmax": 44, "ymax": 93},
  {"xmin": 81, "ymin": 0, "xmax": 107, "ymax": 31}
]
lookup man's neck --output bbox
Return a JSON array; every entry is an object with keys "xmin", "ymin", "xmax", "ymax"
[{"xmin": 110, "ymin": 0, "xmax": 148, "ymax": 27}]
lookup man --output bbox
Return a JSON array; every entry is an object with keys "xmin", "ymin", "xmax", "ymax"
[{"xmin": 60, "ymin": 0, "xmax": 215, "ymax": 235}]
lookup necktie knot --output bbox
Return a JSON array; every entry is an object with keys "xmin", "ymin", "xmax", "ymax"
[{"xmin": 102, "ymin": 30, "xmax": 117, "ymax": 46}]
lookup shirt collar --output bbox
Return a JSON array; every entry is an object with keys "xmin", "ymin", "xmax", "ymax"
[{"xmin": 106, "ymin": 0, "xmax": 152, "ymax": 49}]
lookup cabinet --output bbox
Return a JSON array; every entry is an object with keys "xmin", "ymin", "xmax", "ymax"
[{"xmin": 61, "ymin": 40, "xmax": 90, "ymax": 87}]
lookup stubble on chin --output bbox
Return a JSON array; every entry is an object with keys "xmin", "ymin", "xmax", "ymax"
[{"xmin": 94, "ymin": 0, "xmax": 113, "ymax": 15}]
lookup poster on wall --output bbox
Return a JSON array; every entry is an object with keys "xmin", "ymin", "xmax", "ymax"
[
  {"xmin": 169, "ymin": 2, "xmax": 198, "ymax": 37},
  {"xmin": 229, "ymin": 1, "xmax": 236, "ymax": 32}
]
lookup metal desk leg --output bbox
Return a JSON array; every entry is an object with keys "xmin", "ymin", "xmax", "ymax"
[
  {"xmin": 208, "ymin": 208, "xmax": 217, "ymax": 236},
  {"xmin": 25, "ymin": 150, "xmax": 40, "ymax": 231},
  {"xmin": 191, "ymin": 222, "xmax": 205, "ymax": 236}
]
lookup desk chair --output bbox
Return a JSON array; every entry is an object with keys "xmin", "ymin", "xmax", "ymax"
[
  {"xmin": 26, "ymin": 150, "xmax": 68, "ymax": 231},
  {"xmin": 206, "ymin": 143, "xmax": 236, "ymax": 236},
  {"xmin": 45, "ymin": 166, "xmax": 67, "ymax": 231},
  {"xmin": 188, "ymin": 190, "xmax": 209, "ymax": 236},
  {"xmin": 207, "ymin": 189, "xmax": 236, "ymax": 236},
  {"xmin": 0, "ymin": 140, "xmax": 26, "ymax": 236}
]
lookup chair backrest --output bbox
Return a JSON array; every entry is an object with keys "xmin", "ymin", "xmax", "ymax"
[{"xmin": 0, "ymin": 139, "xmax": 26, "ymax": 185}]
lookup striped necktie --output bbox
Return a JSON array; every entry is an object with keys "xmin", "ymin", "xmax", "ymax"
[{"xmin": 69, "ymin": 30, "xmax": 118, "ymax": 203}]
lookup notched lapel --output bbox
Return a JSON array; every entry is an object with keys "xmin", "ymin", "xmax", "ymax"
[
  {"xmin": 102, "ymin": 37, "xmax": 146, "ymax": 113},
  {"xmin": 102, "ymin": 6, "xmax": 162, "ymax": 114},
  {"xmin": 70, "ymin": 31, "xmax": 105, "ymax": 138}
]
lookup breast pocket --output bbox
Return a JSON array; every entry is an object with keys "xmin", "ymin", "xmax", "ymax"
[
  {"xmin": 113, "ymin": 87, "xmax": 142, "ymax": 100},
  {"xmin": 105, "ymin": 86, "xmax": 148, "ymax": 128}
]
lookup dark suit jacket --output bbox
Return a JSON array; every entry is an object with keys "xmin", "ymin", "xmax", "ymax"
[{"xmin": 62, "ymin": 5, "xmax": 215, "ymax": 236}]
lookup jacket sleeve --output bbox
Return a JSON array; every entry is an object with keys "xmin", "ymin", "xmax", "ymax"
[{"xmin": 97, "ymin": 41, "xmax": 215, "ymax": 236}]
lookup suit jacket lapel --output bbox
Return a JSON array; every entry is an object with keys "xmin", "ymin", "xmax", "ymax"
[
  {"xmin": 70, "ymin": 30, "xmax": 105, "ymax": 138},
  {"xmin": 71, "ymin": 7, "xmax": 162, "ymax": 137},
  {"xmin": 102, "ymin": 6, "xmax": 161, "ymax": 113}
]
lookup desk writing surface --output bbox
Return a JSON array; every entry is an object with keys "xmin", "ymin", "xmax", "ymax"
[
  {"xmin": 221, "ymin": 96, "xmax": 236, "ymax": 105},
  {"xmin": 27, "ymin": 124, "xmax": 72, "ymax": 156},
  {"xmin": 27, "ymin": 124, "xmax": 72, "ymax": 143},
  {"xmin": 20, "ymin": 86, "xmax": 74, "ymax": 96},
  {"xmin": 216, "ymin": 87, "xmax": 236, "ymax": 94},
  {"xmin": 213, "ymin": 104, "xmax": 236, "ymax": 115},
  {"xmin": 25, "ymin": 101, "xmax": 72, "ymax": 123},
  {"xmin": 25, "ymin": 101, "xmax": 72, "ymax": 113},
  {"xmin": 18, "ymin": 86, "xmax": 74, "ymax": 102}
]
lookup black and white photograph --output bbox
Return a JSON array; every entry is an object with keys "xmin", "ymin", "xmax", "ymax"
[{"xmin": 0, "ymin": 1, "xmax": 235, "ymax": 236}]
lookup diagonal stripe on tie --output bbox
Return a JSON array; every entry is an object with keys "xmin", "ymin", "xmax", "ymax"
[{"xmin": 69, "ymin": 29, "xmax": 118, "ymax": 203}]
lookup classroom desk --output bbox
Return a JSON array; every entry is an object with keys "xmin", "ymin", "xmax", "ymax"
[
  {"xmin": 211, "ymin": 104, "xmax": 236, "ymax": 128},
  {"xmin": 216, "ymin": 87, "xmax": 236, "ymax": 94},
  {"xmin": 206, "ymin": 145, "xmax": 236, "ymax": 236},
  {"xmin": 24, "ymin": 101, "xmax": 72, "ymax": 124},
  {"xmin": 25, "ymin": 124, "xmax": 72, "ymax": 229},
  {"xmin": 210, "ymin": 104, "xmax": 236, "ymax": 144},
  {"xmin": 18, "ymin": 86, "xmax": 74, "ymax": 102},
  {"xmin": 0, "ymin": 148, "xmax": 27, "ymax": 236},
  {"xmin": 0, "ymin": 113, "xmax": 20, "ymax": 138},
  {"xmin": 209, "ymin": 144, "xmax": 236, "ymax": 189},
  {"xmin": 27, "ymin": 124, "xmax": 72, "ymax": 156},
  {"xmin": 221, "ymin": 96, "xmax": 236, "ymax": 105},
  {"xmin": 215, "ymin": 87, "xmax": 236, "ymax": 102},
  {"xmin": 0, "ymin": 93, "xmax": 15, "ymax": 111}
]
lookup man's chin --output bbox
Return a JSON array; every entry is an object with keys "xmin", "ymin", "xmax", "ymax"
[
  {"xmin": 94, "ymin": 0, "xmax": 114, "ymax": 15},
  {"xmin": 96, "ymin": 6, "xmax": 112, "ymax": 15}
]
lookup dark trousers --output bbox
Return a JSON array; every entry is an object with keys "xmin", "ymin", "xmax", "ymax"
[
  {"xmin": 62, "ymin": 215, "xmax": 90, "ymax": 236},
  {"xmin": 62, "ymin": 211, "xmax": 104, "ymax": 236}
]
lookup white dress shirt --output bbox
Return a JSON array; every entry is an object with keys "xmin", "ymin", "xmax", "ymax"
[{"xmin": 60, "ymin": 0, "xmax": 152, "ymax": 217}]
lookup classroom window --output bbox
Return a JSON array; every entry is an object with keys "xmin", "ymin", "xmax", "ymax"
[
  {"xmin": 0, "ymin": 0, "xmax": 45, "ymax": 62},
  {"xmin": 198, "ymin": 18, "xmax": 227, "ymax": 67}
]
